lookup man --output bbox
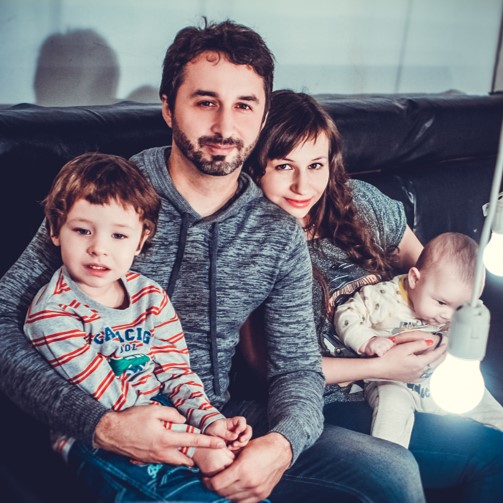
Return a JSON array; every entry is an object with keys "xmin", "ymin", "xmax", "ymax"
[{"xmin": 0, "ymin": 19, "xmax": 425, "ymax": 502}]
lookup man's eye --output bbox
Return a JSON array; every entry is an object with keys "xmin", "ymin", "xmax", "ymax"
[
  {"xmin": 198, "ymin": 100, "xmax": 216, "ymax": 108},
  {"xmin": 236, "ymin": 103, "xmax": 252, "ymax": 111}
]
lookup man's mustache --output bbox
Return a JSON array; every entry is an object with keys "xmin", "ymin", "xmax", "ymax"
[{"xmin": 199, "ymin": 135, "xmax": 243, "ymax": 148}]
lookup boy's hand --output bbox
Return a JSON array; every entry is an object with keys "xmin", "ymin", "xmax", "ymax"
[
  {"xmin": 205, "ymin": 416, "xmax": 252, "ymax": 450},
  {"xmin": 192, "ymin": 445, "xmax": 235, "ymax": 476}
]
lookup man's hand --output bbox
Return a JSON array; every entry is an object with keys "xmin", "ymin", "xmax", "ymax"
[
  {"xmin": 94, "ymin": 405, "xmax": 226, "ymax": 465},
  {"xmin": 203, "ymin": 432, "xmax": 292, "ymax": 503}
]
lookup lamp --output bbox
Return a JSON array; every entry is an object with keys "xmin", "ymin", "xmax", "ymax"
[
  {"xmin": 483, "ymin": 192, "xmax": 503, "ymax": 276},
  {"xmin": 430, "ymin": 117, "xmax": 503, "ymax": 414}
]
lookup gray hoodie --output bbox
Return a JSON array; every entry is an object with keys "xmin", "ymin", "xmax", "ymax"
[{"xmin": 0, "ymin": 146, "xmax": 325, "ymax": 463}]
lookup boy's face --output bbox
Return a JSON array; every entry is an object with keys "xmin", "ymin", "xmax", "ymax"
[
  {"xmin": 407, "ymin": 263, "xmax": 473, "ymax": 327},
  {"xmin": 51, "ymin": 198, "xmax": 147, "ymax": 299},
  {"xmin": 162, "ymin": 51, "xmax": 266, "ymax": 177}
]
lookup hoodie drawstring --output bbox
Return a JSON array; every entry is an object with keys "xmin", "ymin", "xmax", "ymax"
[
  {"xmin": 209, "ymin": 223, "xmax": 221, "ymax": 395},
  {"xmin": 167, "ymin": 213, "xmax": 190, "ymax": 298},
  {"xmin": 167, "ymin": 214, "xmax": 221, "ymax": 396}
]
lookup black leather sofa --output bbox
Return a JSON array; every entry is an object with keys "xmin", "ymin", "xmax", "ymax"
[{"xmin": 1, "ymin": 93, "xmax": 502, "ymax": 502}]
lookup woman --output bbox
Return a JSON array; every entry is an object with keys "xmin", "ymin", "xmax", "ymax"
[{"xmin": 242, "ymin": 89, "xmax": 503, "ymax": 501}]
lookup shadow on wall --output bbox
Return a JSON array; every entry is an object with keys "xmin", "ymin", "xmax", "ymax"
[
  {"xmin": 33, "ymin": 28, "xmax": 120, "ymax": 107},
  {"xmin": 33, "ymin": 29, "xmax": 161, "ymax": 106},
  {"xmin": 124, "ymin": 85, "xmax": 159, "ymax": 104}
]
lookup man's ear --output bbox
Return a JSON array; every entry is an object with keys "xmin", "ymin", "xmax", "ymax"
[
  {"xmin": 161, "ymin": 94, "xmax": 173, "ymax": 128},
  {"xmin": 408, "ymin": 266, "xmax": 421, "ymax": 289}
]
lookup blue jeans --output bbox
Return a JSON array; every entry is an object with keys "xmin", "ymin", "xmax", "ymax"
[
  {"xmin": 323, "ymin": 400, "xmax": 503, "ymax": 502},
  {"xmin": 68, "ymin": 398, "xmax": 425, "ymax": 503},
  {"xmin": 69, "ymin": 442, "xmax": 229, "ymax": 502}
]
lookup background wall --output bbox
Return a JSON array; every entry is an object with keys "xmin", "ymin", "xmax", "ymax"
[{"xmin": 1, "ymin": 0, "xmax": 502, "ymax": 106}]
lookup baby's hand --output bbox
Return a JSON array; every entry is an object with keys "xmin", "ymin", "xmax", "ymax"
[
  {"xmin": 362, "ymin": 336, "xmax": 394, "ymax": 357},
  {"xmin": 205, "ymin": 416, "xmax": 252, "ymax": 451},
  {"xmin": 192, "ymin": 446, "xmax": 235, "ymax": 476}
]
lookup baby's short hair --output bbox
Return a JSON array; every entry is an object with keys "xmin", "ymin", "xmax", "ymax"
[
  {"xmin": 43, "ymin": 152, "xmax": 161, "ymax": 248},
  {"xmin": 415, "ymin": 232, "xmax": 478, "ymax": 287}
]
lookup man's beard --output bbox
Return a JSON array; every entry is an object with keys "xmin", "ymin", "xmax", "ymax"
[{"xmin": 171, "ymin": 118, "xmax": 255, "ymax": 176}]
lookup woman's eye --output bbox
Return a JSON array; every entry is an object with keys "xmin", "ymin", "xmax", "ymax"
[
  {"xmin": 112, "ymin": 233, "xmax": 127, "ymax": 240},
  {"xmin": 275, "ymin": 163, "xmax": 292, "ymax": 171},
  {"xmin": 309, "ymin": 162, "xmax": 323, "ymax": 170}
]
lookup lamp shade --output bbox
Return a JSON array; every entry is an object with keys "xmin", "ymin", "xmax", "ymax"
[{"xmin": 430, "ymin": 300, "xmax": 489, "ymax": 413}]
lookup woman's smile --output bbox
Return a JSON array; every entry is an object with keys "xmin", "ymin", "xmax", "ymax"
[{"xmin": 284, "ymin": 197, "xmax": 313, "ymax": 208}]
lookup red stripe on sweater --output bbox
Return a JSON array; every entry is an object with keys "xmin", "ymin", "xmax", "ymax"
[
  {"xmin": 49, "ymin": 344, "xmax": 90, "ymax": 367},
  {"xmin": 69, "ymin": 355, "xmax": 103, "ymax": 385}
]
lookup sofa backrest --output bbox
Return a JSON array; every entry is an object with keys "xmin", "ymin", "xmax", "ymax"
[
  {"xmin": 0, "ymin": 102, "xmax": 167, "ymax": 275},
  {"xmin": 1, "ymin": 93, "xmax": 503, "ymax": 278},
  {"xmin": 321, "ymin": 93, "xmax": 503, "ymax": 244}
]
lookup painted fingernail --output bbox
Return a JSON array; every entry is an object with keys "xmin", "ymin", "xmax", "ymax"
[
  {"xmin": 389, "ymin": 336, "xmax": 396, "ymax": 343},
  {"xmin": 426, "ymin": 339, "xmax": 434, "ymax": 346}
]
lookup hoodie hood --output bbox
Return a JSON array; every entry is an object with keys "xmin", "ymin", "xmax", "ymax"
[{"xmin": 132, "ymin": 146, "xmax": 263, "ymax": 224}]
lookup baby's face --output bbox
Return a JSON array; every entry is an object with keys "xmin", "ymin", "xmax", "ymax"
[{"xmin": 408, "ymin": 263, "xmax": 473, "ymax": 327}]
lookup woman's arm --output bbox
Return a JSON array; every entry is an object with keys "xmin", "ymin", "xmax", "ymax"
[{"xmin": 323, "ymin": 333, "xmax": 446, "ymax": 384}]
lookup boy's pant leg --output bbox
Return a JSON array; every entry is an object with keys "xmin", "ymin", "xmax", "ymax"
[{"xmin": 68, "ymin": 441, "xmax": 228, "ymax": 503}]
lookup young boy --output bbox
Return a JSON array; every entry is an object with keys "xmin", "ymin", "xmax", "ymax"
[
  {"xmin": 334, "ymin": 231, "xmax": 503, "ymax": 448},
  {"xmin": 24, "ymin": 152, "xmax": 251, "ymax": 475}
]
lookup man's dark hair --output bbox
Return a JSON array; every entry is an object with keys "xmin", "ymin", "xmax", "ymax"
[{"xmin": 159, "ymin": 18, "xmax": 275, "ymax": 113}]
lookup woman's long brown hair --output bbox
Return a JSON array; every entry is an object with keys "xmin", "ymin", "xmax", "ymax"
[{"xmin": 246, "ymin": 90, "xmax": 395, "ymax": 308}]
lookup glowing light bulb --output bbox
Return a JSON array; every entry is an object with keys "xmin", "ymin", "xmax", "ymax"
[
  {"xmin": 429, "ymin": 301, "xmax": 489, "ymax": 414},
  {"xmin": 430, "ymin": 354, "xmax": 485, "ymax": 413},
  {"xmin": 482, "ymin": 192, "xmax": 503, "ymax": 276},
  {"xmin": 483, "ymin": 231, "xmax": 503, "ymax": 276}
]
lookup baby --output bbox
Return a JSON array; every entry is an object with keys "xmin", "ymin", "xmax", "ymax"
[{"xmin": 334, "ymin": 231, "xmax": 503, "ymax": 447}]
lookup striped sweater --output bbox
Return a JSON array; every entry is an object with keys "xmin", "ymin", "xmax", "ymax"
[{"xmin": 24, "ymin": 266, "xmax": 224, "ymax": 433}]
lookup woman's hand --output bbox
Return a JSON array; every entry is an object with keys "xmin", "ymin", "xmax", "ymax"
[
  {"xmin": 391, "ymin": 330, "xmax": 443, "ymax": 346},
  {"xmin": 373, "ymin": 332, "xmax": 446, "ymax": 382}
]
